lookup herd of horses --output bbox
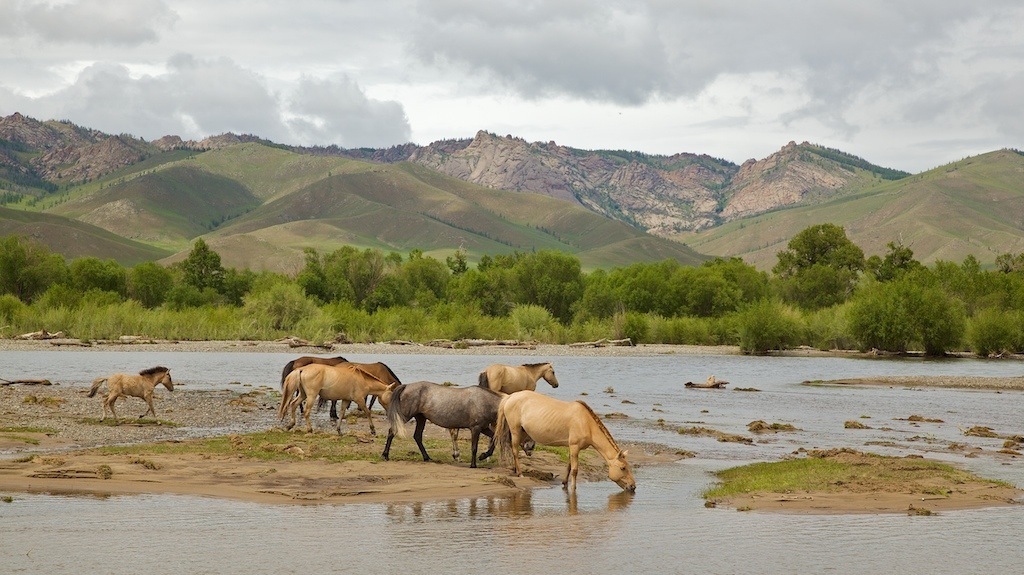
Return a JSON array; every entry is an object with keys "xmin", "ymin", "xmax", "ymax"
[{"xmin": 87, "ymin": 356, "xmax": 636, "ymax": 493}]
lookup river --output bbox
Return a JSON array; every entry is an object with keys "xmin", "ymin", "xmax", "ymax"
[{"xmin": 1, "ymin": 350, "xmax": 1022, "ymax": 574}]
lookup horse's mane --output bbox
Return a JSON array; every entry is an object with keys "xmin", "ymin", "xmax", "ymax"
[
  {"xmin": 138, "ymin": 366, "xmax": 169, "ymax": 376},
  {"xmin": 574, "ymin": 400, "xmax": 619, "ymax": 451},
  {"xmin": 521, "ymin": 362, "xmax": 550, "ymax": 368},
  {"xmin": 379, "ymin": 362, "xmax": 402, "ymax": 384}
]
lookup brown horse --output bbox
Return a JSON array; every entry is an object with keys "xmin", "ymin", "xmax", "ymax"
[
  {"xmin": 280, "ymin": 356, "xmax": 402, "ymax": 417},
  {"xmin": 279, "ymin": 363, "xmax": 398, "ymax": 435},
  {"xmin": 478, "ymin": 362, "xmax": 559, "ymax": 393},
  {"xmin": 87, "ymin": 366, "xmax": 173, "ymax": 422},
  {"xmin": 494, "ymin": 390, "xmax": 636, "ymax": 493}
]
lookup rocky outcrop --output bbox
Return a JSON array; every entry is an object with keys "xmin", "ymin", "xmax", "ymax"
[
  {"xmin": 403, "ymin": 131, "xmax": 735, "ymax": 233},
  {"xmin": 721, "ymin": 141, "xmax": 855, "ymax": 220}
]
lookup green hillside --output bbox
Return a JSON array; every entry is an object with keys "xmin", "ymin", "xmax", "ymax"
[
  {"xmin": 0, "ymin": 206, "xmax": 171, "ymax": 264},
  {"xmin": 683, "ymin": 149, "xmax": 1024, "ymax": 269},
  {"xmin": 204, "ymin": 153, "xmax": 707, "ymax": 272}
]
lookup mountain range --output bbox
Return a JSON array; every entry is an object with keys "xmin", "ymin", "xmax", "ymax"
[{"xmin": 1, "ymin": 112, "xmax": 1021, "ymax": 272}]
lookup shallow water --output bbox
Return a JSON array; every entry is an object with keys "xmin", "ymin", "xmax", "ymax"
[{"xmin": 2, "ymin": 351, "xmax": 1022, "ymax": 574}]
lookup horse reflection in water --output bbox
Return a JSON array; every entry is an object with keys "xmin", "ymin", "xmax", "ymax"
[
  {"xmin": 495, "ymin": 390, "xmax": 636, "ymax": 493},
  {"xmin": 384, "ymin": 489, "xmax": 634, "ymax": 523}
]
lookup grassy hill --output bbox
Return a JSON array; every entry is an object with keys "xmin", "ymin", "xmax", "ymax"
[
  {"xmin": 200, "ymin": 155, "xmax": 707, "ymax": 272},
  {"xmin": 0, "ymin": 206, "xmax": 171, "ymax": 264},
  {"xmin": 681, "ymin": 149, "xmax": 1024, "ymax": 269},
  {"xmin": 4, "ymin": 141, "xmax": 706, "ymax": 271}
]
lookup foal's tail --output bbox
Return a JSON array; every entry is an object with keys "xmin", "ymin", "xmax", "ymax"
[
  {"xmin": 494, "ymin": 395, "xmax": 513, "ymax": 466},
  {"xmin": 385, "ymin": 384, "xmax": 409, "ymax": 438},
  {"xmin": 87, "ymin": 377, "xmax": 107, "ymax": 398},
  {"xmin": 477, "ymin": 371, "xmax": 489, "ymax": 388}
]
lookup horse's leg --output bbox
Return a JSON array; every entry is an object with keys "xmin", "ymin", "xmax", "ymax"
[
  {"xmin": 412, "ymin": 415, "xmax": 430, "ymax": 461},
  {"xmin": 564, "ymin": 444, "xmax": 581, "ymax": 492},
  {"xmin": 479, "ymin": 425, "xmax": 496, "ymax": 460},
  {"xmin": 141, "ymin": 390, "xmax": 155, "ymax": 419},
  {"xmin": 108, "ymin": 392, "xmax": 119, "ymax": 421},
  {"xmin": 509, "ymin": 426, "xmax": 524, "ymax": 476},
  {"xmin": 329, "ymin": 400, "xmax": 338, "ymax": 421},
  {"xmin": 285, "ymin": 394, "xmax": 298, "ymax": 430},
  {"xmin": 337, "ymin": 400, "xmax": 352, "ymax": 435},
  {"xmin": 523, "ymin": 433, "xmax": 536, "ymax": 456},
  {"xmin": 449, "ymin": 429, "xmax": 460, "ymax": 461},
  {"xmin": 381, "ymin": 428, "xmax": 395, "ymax": 460},
  {"xmin": 355, "ymin": 398, "xmax": 375, "ymax": 435},
  {"xmin": 469, "ymin": 428, "xmax": 482, "ymax": 468},
  {"xmin": 303, "ymin": 393, "xmax": 315, "ymax": 433}
]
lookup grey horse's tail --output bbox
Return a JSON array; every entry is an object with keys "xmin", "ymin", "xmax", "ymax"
[
  {"xmin": 478, "ymin": 371, "xmax": 489, "ymax": 388},
  {"xmin": 385, "ymin": 384, "xmax": 410, "ymax": 438},
  {"xmin": 494, "ymin": 395, "xmax": 514, "ymax": 466},
  {"xmin": 87, "ymin": 377, "xmax": 107, "ymax": 398}
]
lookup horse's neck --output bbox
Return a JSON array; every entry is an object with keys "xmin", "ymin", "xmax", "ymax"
[{"xmin": 582, "ymin": 408, "xmax": 620, "ymax": 460}]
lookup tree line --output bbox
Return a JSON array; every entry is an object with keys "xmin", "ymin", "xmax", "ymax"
[{"xmin": 1, "ymin": 225, "xmax": 1023, "ymax": 356}]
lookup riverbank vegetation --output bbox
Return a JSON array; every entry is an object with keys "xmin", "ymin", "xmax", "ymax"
[{"xmin": 2, "ymin": 225, "xmax": 1023, "ymax": 356}]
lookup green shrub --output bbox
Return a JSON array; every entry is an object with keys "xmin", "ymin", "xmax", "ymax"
[
  {"xmin": 737, "ymin": 299, "xmax": 802, "ymax": 354},
  {"xmin": 510, "ymin": 304, "xmax": 554, "ymax": 340},
  {"xmin": 967, "ymin": 308, "xmax": 1015, "ymax": 357}
]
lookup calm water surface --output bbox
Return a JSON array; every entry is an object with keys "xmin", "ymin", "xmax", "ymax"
[{"xmin": 1, "ymin": 350, "xmax": 1022, "ymax": 574}]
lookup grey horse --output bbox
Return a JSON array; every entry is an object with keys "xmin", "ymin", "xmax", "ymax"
[{"xmin": 381, "ymin": 381, "xmax": 504, "ymax": 468}]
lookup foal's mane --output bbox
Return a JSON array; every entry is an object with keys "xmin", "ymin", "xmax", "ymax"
[
  {"xmin": 138, "ymin": 366, "xmax": 169, "ymax": 376},
  {"xmin": 574, "ymin": 400, "xmax": 619, "ymax": 451},
  {"xmin": 521, "ymin": 362, "xmax": 550, "ymax": 368}
]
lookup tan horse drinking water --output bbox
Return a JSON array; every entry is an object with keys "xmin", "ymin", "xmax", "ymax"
[
  {"xmin": 279, "ymin": 363, "xmax": 399, "ymax": 435},
  {"xmin": 494, "ymin": 390, "xmax": 636, "ymax": 493},
  {"xmin": 87, "ymin": 366, "xmax": 173, "ymax": 422}
]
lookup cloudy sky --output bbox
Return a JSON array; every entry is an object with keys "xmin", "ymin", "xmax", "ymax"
[{"xmin": 1, "ymin": 0, "xmax": 1022, "ymax": 173}]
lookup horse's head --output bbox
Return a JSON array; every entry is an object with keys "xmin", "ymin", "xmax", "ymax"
[
  {"xmin": 542, "ymin": 364, "xmax": 559, "ymax": 388},
  {"xmin": 377, "ymin": 382, "xmax": 400, "ymax": 409},
  {"xmin": 160, "ymin": 369, "xmax": 173, "ymax": 391},
  {"xmin": 607, "ymin": 450, "xmax": 636, "ymax": 493}
]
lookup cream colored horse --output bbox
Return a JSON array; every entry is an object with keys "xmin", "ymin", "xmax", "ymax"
[
  {"xmin": 279, "ymin": 363, "xmax": 399, "ymax": 435},
  {"xmin": 494, "ymin": 390, "xmax": 636, "ymax": 492},
  {"xmin": 478, "ymin": 362, "xmax": 559, "ymax": 393},
  {"xmin": 87, "ymin": 366, "xmax": 173, "ymax": 422}
]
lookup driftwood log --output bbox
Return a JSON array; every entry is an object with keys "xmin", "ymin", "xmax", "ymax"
[
  {"xmin": 569, "ymin": 337, "xmax": 630, "ymax": 347},
  {"xmin": 278, "ymin": 336, "xmax": 333, "ymax": 349},
  {"xmin": 424, "ymin": 339, "xmax": 536, "ymax": 349},
  {"xmin": 15, "ymin": 329, "xmax": 65, "ymax": 340},
  {"xmin": 685, "ymin": 375, "xmax": 729, "ymax": 389},
  {"xmin": 0, "ymin": 377, "xmax": 53, "ymax": 386}
]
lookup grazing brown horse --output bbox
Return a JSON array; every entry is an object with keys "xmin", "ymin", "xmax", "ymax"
[
  {"xmin": 478, "ymin": 362, "xmax": 559, "ymax": 393},
  {"xmin": 279, "ymin": 363, "xmax": 398, "ymax": 435},
  {"xmin": 87, "ymin": 366, "xmax": 173, "ymax": 422},
  {"xmin": 495, "ymin": 390, "xmax": 636, "ymax": 493},
  {"xmin": 280, "ymin": 356, "xmax": 402, "ymax": 418}
]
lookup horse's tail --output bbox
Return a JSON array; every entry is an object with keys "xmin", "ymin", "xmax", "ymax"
[
  {"xmin": 494, "ymin": 395, "xmax": 513, "ymax": 466},
  {"xmin": 280, "ymin": 360, "xmax": 296, "ymax": 389},
  {"xmin": 278, "ymin": 370, "xmax": 301, "ymax": 420},
  {"xmin": 478, "ymin": 371, "xmax": 489, "ymax": 388},
  {"xmin": 386, "ymin": 384, "xmax": 409, "ymax": 438},
  {"xmin": 87, "ymin": 377, "xmax": 107, "ymax": 398}
]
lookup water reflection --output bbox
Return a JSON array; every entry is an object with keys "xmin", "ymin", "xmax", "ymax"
[{"xmin": 384, "ymin": 488, "xmax": 635, "ymax": 523}]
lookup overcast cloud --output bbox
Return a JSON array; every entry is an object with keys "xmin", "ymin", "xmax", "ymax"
[{"xmin": 1, "ymin": 0, "xmax": 1021, "ymax": 172}]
